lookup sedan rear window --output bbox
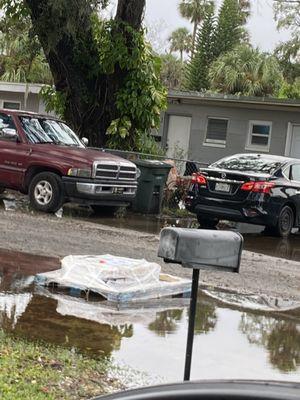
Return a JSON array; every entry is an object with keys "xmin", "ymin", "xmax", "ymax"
[{"xmin": 210, "ymin": 154, "xmax": 283, "ymax": 174}]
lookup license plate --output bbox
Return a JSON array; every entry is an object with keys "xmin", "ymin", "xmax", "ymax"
[
  {"xmin": 112, "ymin": 187, "xmax": 124, "ymax": 194},
  {"xmin": 215, "ymin": 182, "xmax": 231, "ymax": 192}
]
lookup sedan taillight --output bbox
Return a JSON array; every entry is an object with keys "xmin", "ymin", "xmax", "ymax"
[
  {"xmin": 241, "ymin": 181, "xmax": 275, "ymax": 194},
  {"xmin": 191, "ymin": 173, "xmax": 207, "ymax": 186}
]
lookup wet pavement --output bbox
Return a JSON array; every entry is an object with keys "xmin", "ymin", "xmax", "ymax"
[
  {"xmin": 0, "ymin": 249, "xmax": 299, "ymax": 384},
  {"xmin": 2, "ymin": 190, "xmax": 300, "ymax": 262}
]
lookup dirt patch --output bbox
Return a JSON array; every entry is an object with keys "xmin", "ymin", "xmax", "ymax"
[{"xmin": 0, "ymin": 209, "xmax": 300, "ymax": 303}]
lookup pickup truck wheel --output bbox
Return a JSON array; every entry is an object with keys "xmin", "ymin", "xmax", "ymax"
[
  {"xmin": 29, "ymin": 172, "xmax": 63, "ymax": 213},
  {"xmin": 0, "ymin": 187, "xmax": 5, "ymax": 194}
]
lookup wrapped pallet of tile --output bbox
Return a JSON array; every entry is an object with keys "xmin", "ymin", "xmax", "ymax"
[{"xmin": 35, "ymin": 254, "xmax": 191, "ymax": 302}]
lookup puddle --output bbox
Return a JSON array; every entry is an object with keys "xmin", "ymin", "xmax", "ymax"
[
  {"xmin": 3, "ymin": 190, "xmax": 300, "ymax": 263},
  {"xmin": 203, "ymin": 289, "xmax": 300, "ymax": 313},
  {"xmin": 0, "ymin": 249, "xmax": 299, "ymax": 384}
]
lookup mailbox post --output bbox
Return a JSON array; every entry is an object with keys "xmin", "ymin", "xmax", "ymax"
[{"xmin": 158, "ymin": 228, "xmax": 243, "ymax": 381}]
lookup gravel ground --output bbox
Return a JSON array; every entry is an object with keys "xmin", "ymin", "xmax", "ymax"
[{"xmin": 0, "ymin": 209, "xmax": 300, "ymax": 303}]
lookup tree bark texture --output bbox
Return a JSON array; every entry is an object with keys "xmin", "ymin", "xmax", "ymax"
[{"xmin": 24, "ymin": 0, "xmax": 146, "ymax": 147}]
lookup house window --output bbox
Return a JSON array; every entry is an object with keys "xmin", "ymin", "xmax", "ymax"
[
  {"xmin": 205, "ymin": 118, "xmax": 228, "ymax": 146},
  {"xmin": 247, "ymin": 121, "xmax": 272, "ymax": 151},
  {"xmin": 3, "ymin": 101, "xmax": 20, "ymax": 110}
]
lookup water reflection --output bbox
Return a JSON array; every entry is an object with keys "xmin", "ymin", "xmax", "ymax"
[
  {"xmin": 144, "ymin": 298, "xmax": 217, "ymax": 337},
  {"xmin": 0, "ymin": 247, "xmax": 299, "ymax": 381},
  {"xmin": 239, "ymin": 313, "xmax": 300, "ymax": 372},
  {"xmin": 6, "ymin": 295, "xmax": 132, "ymax": 357},
  {"xmin": 0, "ymin": 293, "xmax": 32, "ymax": 328},
  {"xmin": 268, "ymin": 322, "xmax": 300, "ymax": 372},
  {"xmin": 148, "ymin": 309, "xmax": 183, "ymax": 336},
  {"xmin": 194, "ymin": 301, "xmax": 217, "ymax": 334}
]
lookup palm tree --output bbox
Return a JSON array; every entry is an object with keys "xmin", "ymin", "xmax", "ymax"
[
  {"xmin": 179, "ymin": 0, "xmax": 215, "ymax": 54},
  {"xmin": 168, "ymin": 27, "xmax": 192, "ymax": 63},
  {"xmin": 0, "ymin": 28, "xmax": 53, "ymax": 85},
  {"xmin": 238, "ymin": 0, "xmax": 251, "ymax": 24},
  {"xmin": 209, "ymin": 44, "xmax": 284, "ymax": 97},
  {"xmin": 160, "ymin": 54, "xmax": 183, "ymax": 89}
]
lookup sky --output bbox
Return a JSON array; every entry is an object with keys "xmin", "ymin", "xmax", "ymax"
[{"xmin": 143, "ymin": 0, "xmax": 291, "ymax": 53}]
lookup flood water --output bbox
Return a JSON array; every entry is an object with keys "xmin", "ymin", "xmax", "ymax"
[
  {"xmin": 0, "ymin": 249, "xmax": 299, "ymax": 385},
  {"xmin": 3, "ymin": 190, "xmax": 300, "ymax": 263}
]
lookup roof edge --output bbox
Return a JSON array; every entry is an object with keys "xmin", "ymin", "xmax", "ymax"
[{"xmin": 168, "ymin": 90, "xmax": 300, "ymax": 107}]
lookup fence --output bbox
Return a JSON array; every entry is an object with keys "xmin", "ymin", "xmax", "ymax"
[{"xmin": 101, "ymin": 148, "xmax": 209, "ymax": 215}]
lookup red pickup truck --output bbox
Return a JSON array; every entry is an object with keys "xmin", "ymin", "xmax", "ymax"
[{"xmin": 0, "ymin": 110, "xmax": 138, "ymax": 213}]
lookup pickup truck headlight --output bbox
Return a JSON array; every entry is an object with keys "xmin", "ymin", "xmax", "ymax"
[
  {"xmin": 136, "ymin": 168, "xmax": 141, "ymax": 179},
  {"xmin": 67, "ymin": 168, "xmax": 91, "ymax": 178}
]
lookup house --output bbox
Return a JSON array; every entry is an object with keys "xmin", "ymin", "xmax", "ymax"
[
  {"xmin": 0, "ymin": 81, "xmax": 48, "ymax": 114},
  {"xmin": 1, "ymin": 82, "xmax": 300, "ymax": 163},
  {"xmin": 160, "ymin": 91, "xmax": 300, "ymax": 163}
]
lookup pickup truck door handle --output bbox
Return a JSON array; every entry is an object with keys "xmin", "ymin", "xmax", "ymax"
[{"xmin": 29, "ymin": 148, "xmax": 33, "ymax": 155}]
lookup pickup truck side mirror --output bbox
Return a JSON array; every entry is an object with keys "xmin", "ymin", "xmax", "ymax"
[
  {"xmin": 81, "ymin": 137, "xmax": 89, "ymax": 146},
  {"xmin": 2, "ymin": 128, "xmax": 19, "ymax": 141}
]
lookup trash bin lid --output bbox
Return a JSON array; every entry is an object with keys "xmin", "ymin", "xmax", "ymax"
[{"xmin": 134, "ymin": 159, "xmax": 172, "ymax": 169}]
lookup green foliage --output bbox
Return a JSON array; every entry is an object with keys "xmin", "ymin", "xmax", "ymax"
[
  {"xmin": 0, "ymin": 0, "xmax": 28, "ymax": 23},
  {"xmin": 273, "ymin": 0, "xmax": 300, "ymax": 81},
  {"xmin": 214, "ymin": 0, "xmax": 245, "ymax": 59},
  {"xmin": 274, "ymin": 0, "xmax": 300, "ymax": 37},
  {"xmin": 0, "ymin": 330, "xmax": 117, "ymax": 399},
  {"xmin": 168, "ymin": 27, "xmax": 192, "ymax": 62},
  {"xmin": 160, "ymin": 53, "xmax": 183, "ymax": 89},
  {"xmin": 185, "ymin": 6, "xmax": 215, "ymax": 90},
  {"xmin": 178, "ymin": 0, "xmax": 215, "ymax": 53},
  {"xmin": 40, "ymin": 85, "xmax": 66, "ymax": 117},
  {"xmin": 0, "ymin": 1, "xmax": 52, "ymax": 84},
  {"xmin": 209, "ymin": 44, "xmax": 284, "ymax": 97},
  {"xmin": 92, "ymin": 18, "xmax": 167, "ymax": 153},
  {"xmin": 184, "ymin": 0, "xmax": 250, "ymax": 92},
  {"xmin": 274, "ymin": 39, "xmax": 300, "ymax": 84},
  {"xmin": 278, "ymin": 78, "xmax": 300, "ymax": 99},
  {"xmin": 179, "ymin": 0, "xmax": 213, "ymax": 25},
  {"xmin": 238, "ymin": 0, "xmax": 251, "ymax": 24}
]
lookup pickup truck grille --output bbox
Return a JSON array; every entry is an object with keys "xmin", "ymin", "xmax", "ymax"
[{"xmin": 94, "ymin": 161, "xmax": 136, "ymax": 181}]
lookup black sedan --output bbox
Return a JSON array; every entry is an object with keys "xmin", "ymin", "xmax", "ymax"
[{"xmin": 185, "ymin": 153, "xmax": 300, "ymax": 237}]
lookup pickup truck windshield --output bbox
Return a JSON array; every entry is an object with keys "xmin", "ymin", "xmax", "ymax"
[{"xmin": 19, "ymin": 116, "xmax": 84, "ymax": 147}]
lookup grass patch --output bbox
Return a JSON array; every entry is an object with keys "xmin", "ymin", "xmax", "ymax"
[
  {"xmin": 0, "ymin": 331, "xmax": 121, "ymax": 400},
  {"xmin": 161, "ymin": 207, "xmax": 195, "ymax": 218}
]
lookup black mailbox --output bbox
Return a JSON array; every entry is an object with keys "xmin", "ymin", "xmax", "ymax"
[
  {"xmin": 158, "ymin": 227, "xmax": 244, "ymax": 381},
  {"xmin": 158, "ymin": 228, "xmax": 243, "ymax": 273}
]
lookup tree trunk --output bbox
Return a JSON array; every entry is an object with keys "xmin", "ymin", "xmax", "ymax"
[
  {"xmin": 192, "ymin": 22, "xmax": 198, "ymax": 57},
  {"xmin": 24, "ymin": 0, "xmax": 146, "ymax": 147}
]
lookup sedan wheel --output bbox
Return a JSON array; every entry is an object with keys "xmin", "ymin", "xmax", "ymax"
[{"xmin": 272, "ymin": 206, "xmax": 294, "ymax": 238}]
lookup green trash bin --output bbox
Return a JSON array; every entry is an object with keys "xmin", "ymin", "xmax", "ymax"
[{"xmin": 132, "ymin": 159, "xmax": 172, "ymax": 214}]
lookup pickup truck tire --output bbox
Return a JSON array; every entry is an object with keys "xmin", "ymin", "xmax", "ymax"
[
  {"xmin": 0, "ymin": 187, "xmax": 5, "ymax": 194},
  {"xmin": 29, "ymin": 172, "xmax": 63, "ymax": 213}
]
